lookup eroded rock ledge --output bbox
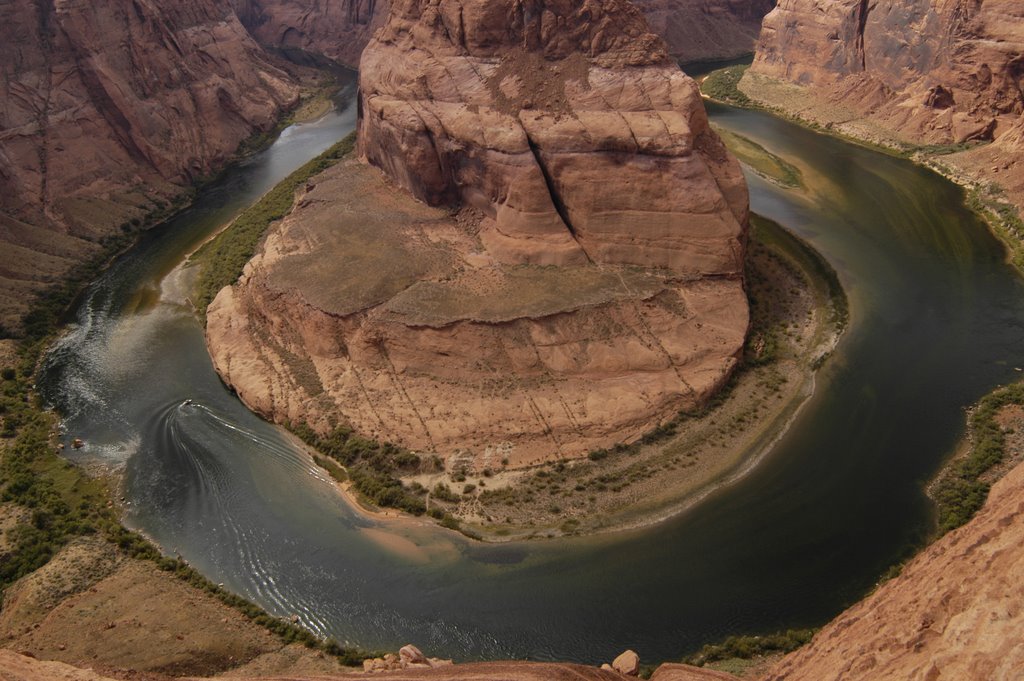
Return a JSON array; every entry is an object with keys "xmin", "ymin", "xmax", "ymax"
[{"xmin": 206, "ymin": 0, "xmax": 749, "ymax": 469}]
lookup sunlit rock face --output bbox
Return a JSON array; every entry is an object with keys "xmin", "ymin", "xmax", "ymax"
[
  {"xmin": 207, "ymin": 0, "xmax": 750, "ymax": 468},
  {"xmin": 751, "ymin": 0, "xmax": 1024, "ymax": 146},
  {"xmin": 358, "ymin": 0, "xmax": 749, "ymax": 274}
]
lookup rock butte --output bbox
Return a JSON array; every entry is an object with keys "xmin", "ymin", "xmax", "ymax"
[
  {"xmin": 746, "ymin": 0, "xmax": 1024, "ymax": 210},
  {"xmin": 206, "ymin": 0, "xmax": 749, "ymax": 468},
  {"xmin": 0, "ymin": 0, "xmax": 774, "ymax": 334},
  {"xmin": 0, "ymin": 0, "xmax": 298, "ymax": 332}
]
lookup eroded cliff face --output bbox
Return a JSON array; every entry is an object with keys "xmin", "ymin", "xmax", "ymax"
[
  {"xmin": 230, "ymin": 0, "xmax": 388, "ymax": 66},
  {"xmin": 206, "ymin": 0, "xmax": 749, "ymax": 468},
  {"xmin": 753, "ymin": 0, "xmax": 1023, "ymax": 144},
  {"xmin": 745, "ymin": 0, "xmax": 1024, "ymax": 210},
  {"xmin": 358, "ymin": 0, "xmax": 749, "ymax": 273},
  {"xmin": 230, "ymin": 0, "xmax": 774, "ymax": 68},
  {"xmin": 636, "ymin": 0, "xmax": 777, "ymax": 63},
  {"xmin": 0, "ymin": 0, "xmax": 298, "ymax": 333}
]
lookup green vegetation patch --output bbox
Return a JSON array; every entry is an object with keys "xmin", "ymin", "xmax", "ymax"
[
  {"xmin": 0, "ymin": 364, "xmax": 111, "ymax": 592},
  {"xmin": 191, "ymin": 132, "xmax": 356, "ymax": 316},
  {"xmin": 750, "ymin": 215, "xmax": 848, "ymax": 336},
  {"xmin": 967, "ymin": 189, "xmax": 1024, "ymax": 273},
  {"xmin": 700, "ymin": 65, "xmax": 752, "ymax": 106},
  {"xmin": 685, "ymin": 628, "xmax": 817, "ymax": 667},
  {"xmin": 715, "ymin": 126, "xmax": 802, "ymax": 189},
  {"xmin": 932, "ymin": 381, "xmax": 1024, "ymax": 534},
  {"xmin": 293, "ymin": 424, "xmax": 430, "ymax": 513}
]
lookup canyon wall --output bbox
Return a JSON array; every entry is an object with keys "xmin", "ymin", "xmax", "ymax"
[
  {"xmin": 752, "ymin": 0, "xmax": 1023, "ymax": 145},
  {"xmin": 231, "ymin": 0, "xmax": 775, "ymax": 68},
  {"xmin": 230, "ymin": 0, "xmax": 388, "ymax": 66},
  {"xmin": 0, "ymin": 0, "xmax": 777, "ymax": 336},
  {"xmin": 0, "ymin": 0, "xmax": 298, "ymax": 333},
  {"xmin": 638, "ymin": 0, "xmax": 777, "ymax": 63},
  {"xmin": 206, "ymin": 0, "xmax": 749, "ymax": 468},
  {"xmin": 744, "ymin": 0, "xmax": 1024, "ymax": 210}
]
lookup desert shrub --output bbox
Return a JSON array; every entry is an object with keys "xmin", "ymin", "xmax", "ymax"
[
  {"xmin": 933, "ymin": 382, "xmax": 1024, "ymax": 534},
  {"xmin": 686, "ymin": 629, "xmax": 816, "ymax": 666},
  {"xmin": 290, "ymin": 422, "xmax": 427, "ymax": 516}
]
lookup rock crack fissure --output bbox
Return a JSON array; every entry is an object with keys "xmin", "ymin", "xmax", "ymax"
[{"xmin": 523, "ymin": 130, "xmax": 594, "ymax": 264}]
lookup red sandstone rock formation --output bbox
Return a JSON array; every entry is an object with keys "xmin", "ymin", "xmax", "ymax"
[
  {"xmin": 753, "ymin": 0, "xmax": 1023, "ymax": 145},
  {"xmin": 358, "ymin": 0, "xmax": 748, "ymax": 274},
  {"xmin": 206, "ymin": 0, "xmax": 749, "ymax": 468},
  {"xmin": 745, "ymin": 0, "xmax": 1024, "ymax": 211},
  {"xmin": 232, "ymin": 0, "xmax": 775, "ymax": 68},
  {"xmin": 0, "ymin": 0, "xmax": 298, "ymax": 332},
  {"xmin": 636, "ymin": 0, "xmax": 776, "ymax": 63},
  {"xmin": 231, "ymin": 0, "xmax": 388, "ymax": 66}
]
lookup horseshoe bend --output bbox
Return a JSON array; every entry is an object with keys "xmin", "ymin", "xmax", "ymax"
[{"xmin": 204, "ymin": 0, "xmax": 752, "ymax": 480}]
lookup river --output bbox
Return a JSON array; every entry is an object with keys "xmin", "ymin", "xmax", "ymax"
[{"xmin": 37, "ymin": 69, "xmax": 1024, "ymax": 664}]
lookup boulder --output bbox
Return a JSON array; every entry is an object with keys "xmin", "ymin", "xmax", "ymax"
[
  {"xmin": 611, "ymin": 649, "xmax": 640, "ymax": 676},
  {"xmin": 399, "ymin": 644, "xmax": 427, "ymax": 666}
]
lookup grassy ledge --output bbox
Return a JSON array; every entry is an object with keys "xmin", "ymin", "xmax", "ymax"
[
  {"xmin": 965, "ymin": 187, "xmax": 1024, "ymax": 273},
  {"xmin": 681, "ymin": 628, "xmax": 817, "ymax": 676},
  {"xmin": 713, "ymin": 126, "xmax": 802, "ymax": 188},
  {"xmin": 700, "ymin": 65, "xmax": 753, "ymax": 107},
  {"xmin": 191, "ymin": 132, "xmax": 357, "ymax": 317}
]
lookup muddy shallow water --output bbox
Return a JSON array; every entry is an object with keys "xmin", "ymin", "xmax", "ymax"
[{"xmin": 38, "ymin": 70, "xmax": 1024, "ymax": 663}]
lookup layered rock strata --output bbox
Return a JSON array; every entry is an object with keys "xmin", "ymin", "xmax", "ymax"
[
  {"xmin": 207, "ymin": 0, "xmax": 749, "ymax": 468},
  {"xmin": 231, "ymin": 0, "xmax": 388, "ymax": 67},
  {"xmin": 745, "ymin": 0, "xmax": 1024, "ymax": 208},
  {"xmin": 637, "ymin": 0, "xmax": 777, "ymax": 63},
  {"xmin": 358, "ymin": 0, "xmax": 749, "ymax": 274},
  {"xmin": 231, "ymin": 0, "xmax": 775, "ymax": 68},
  {"xmin": 0, "ymin": 0, "xmax": 298, "ymax": 332}
]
